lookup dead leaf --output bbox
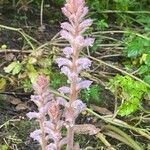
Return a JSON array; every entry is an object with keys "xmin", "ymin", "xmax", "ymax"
[
  {"xmin": 90, "ymin": 104, "xmax": 113, "ymax": 115},
  {"xmin": 5, "ymin": 53, "xmax": 15, "ymax": 61},
  {"xmin": 15, "ymin": 103, "xmax": 28, "ymax": 111},
  {"xmin": 9, "ymin": 98, "xmax": 22, "ymax": 105},
  {"xmin": 74, "ymin": 124, "xmax": 100, "ymax": 135}
]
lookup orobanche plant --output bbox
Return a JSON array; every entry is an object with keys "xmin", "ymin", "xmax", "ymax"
[{"xmin": 27, "ymin": 0, "xmax": 99, "ymax": 149}]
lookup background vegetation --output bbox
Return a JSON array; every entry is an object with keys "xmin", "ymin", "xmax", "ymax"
[{"xmin": 0, "ymin": 0, "xmax": 150, "ymax": 149}]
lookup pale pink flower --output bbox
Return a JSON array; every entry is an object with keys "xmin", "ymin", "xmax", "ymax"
[
  {"xmin": 61, "ymin": 7, "xmax": 72, "ymax": 18},
  {"xmin": 58, "ymin": 86, "xmax": 70, "ymax": 94},
  {"xmin": 56, "ymin": 57, "xmax": 72, "ymax": 68},
  {"xmin": 61, "ymin": 22, "xmax": 74, "ymax": 33},
  {"xmin": 26, "ymin": 112, "xmax": 39, "ymax": 120},
  {"xmin": 57, "ymin": 97, "xmax": 68, "ymax": 107},
  {"xmin": 63, "ymin": 47, "xmax": 73, "ymax": 58},
  {"xmin": 77, "ymin": 80, "xmax": 93, "ymax": 90},
  {"xmin": 47, "ymin": 143, "xmax": 56, "ymax": 150},
  {"xmin": 79, "ymin": 19, "xmax": 93, "ymax": 32},
  {"xmin": 71, "ymin": 99, "xmax": 86, "ymax": 115},
  {"xmin": 84, "ymin": 38, "xmax": 95, "ymax": 47},
  {"xmin": 60, "ymin": 30, "xmax": 73, "ymax": 42},
  {"xmin": 77, "ymin": 57, "xmax": 92, "ymax": 70},
  {"xmin": 30, "ymin": 130, "xmax": 41, "ymax": 142},
  {"xmin": 61, "ymin": 66, "xmax": 71, "ymax": 77}
]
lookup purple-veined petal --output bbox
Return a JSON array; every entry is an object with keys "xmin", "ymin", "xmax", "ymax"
[
  {"xmin": 79, "ymin": 19, "xmax": 93, "ymax": 29},
  {"xmin": 58, "ymin": 86, "xmax": 70, "ymax": 94},
  {"xmin": 56, "ymin": 57, "xmax": 72, "ymax": 68},
  {"xmin": 30, "ymin": 95, "xmax": 41, "ymax": 107},
  {"xmin": 57, "ymin": 97, "xmax": 68, "ymax": 107},
  {"xmin": 30, "ymin": 129, "xmax": 41, "ymax": 142},
  {"xmin": 77, "ymin": 80, "xmax": 93, "ymax": 90},
  {"xmin": 72, "ymin": 99, "xmax": 86, "ymax": 115},
  {"xmin": 63, "ymin": 47, "xmax": 73, "ymax": 58},
  {"xmin": 84, "ymin": 38, "xmax": 95, "ymax": 47},
  {"xmin": 39, "ymin": 102, "xmax": 51, "ymax": 114},
  {"xmin": 77, "ymin": 57, "xmax": 91, "ymax": 71},
  {"xmin": 61, "ymin": 22, "xmax": 74, "ymax": 33},
  {"xmin": 48, "ymin": 100, "xmax": 61, "ymax": 121},
  {"xmin": 45, "ymin": 127, "xmax": 61, "ymax": 141},
  {"xmin": 80, "ymin": 7, "xmax": 89, "ymax": 19},
  {"xmin": 74, "ymin": 35, "xmax": 85, "ymax": 47},
  {"xmin": 60, "ymin": 30, "xmax": 73, "ymax": 42},
  {"xmin": 26, "ymin": 112, "xmax": 39, "ymax": 119},
  {"xmin": 47, "ymin": 143, "xmax": 56, "ymax": 150},
  {"xmin": 59, "ymin": 137, "xmax": 67, "ymax": 147},
  {"xmin": 44, "ymin": 121, "xmax": 55, "ymax": 130},
  {"xmin": 61, "ymin": 66, "xmax": 71, "ymax": 77},
  {"xmin": 61, "ymin": 7, "xmax": 71, "ymax": 18}
]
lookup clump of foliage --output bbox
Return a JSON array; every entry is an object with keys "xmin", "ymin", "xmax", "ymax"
[
  {"xmin": 80, "ymin": 85, "xmax": 102, "ymax": 104},
  {"xmin": 124, "ymin": 30, "xmax": 150, "ymax": 85},
  {"xmin": 108, "ymin": 75, "xmax": 150, "ymax": 116}
]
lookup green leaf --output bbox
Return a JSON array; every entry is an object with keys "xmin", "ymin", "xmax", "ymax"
[
  {"xmin": 4, "ymin": 62, "xmax": 17, "ymax": 73},
  {"xmin": 1, "ymin": 145, "xmax": 9, "ymax": 150},
  {"xmin": 138, "ymin": 65, "xmax": 149, "ymax": 75},
  {"xmin": 4, "ymin": 61, "xmax": 22, "ymax": 75},
  {"xmin": 28, "ymin": 72, "xmax": 38, "ymax": 83},
  {"xmin": 144, "ymin": 75, "xmax": 150, "ymax": 85},
  {"xmin": 145, "ymin": 54, "xmax": 150, "ymax": 66},
  {"xmin": 107, "ymin": 75, "xmax": 149, "ymax": 116},
  {"xmin": 12, "ymin": 62, "xmax": 22, "ymax": 75},
  {"xmin": 118, "ymin": 98, "xmax": 139, "ymax": 116},
  {"xmin": 0, "ymin": 78, "xmax": 6, "ymax": 91}
]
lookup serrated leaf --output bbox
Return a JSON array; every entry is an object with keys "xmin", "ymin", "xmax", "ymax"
[{"xmin": 118, "ymin": 98, "xmax": 139, "ymax": 116}]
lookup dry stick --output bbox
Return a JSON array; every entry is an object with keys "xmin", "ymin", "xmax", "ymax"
[
  {"xmin": 96, "ymin": 132, "xmax": 116, "ymax": 150},
  {"xmin": 85, "ymin": 55, "xmax": 150, "ymax": 88},
  {"xmin": 104, "ymin": 125, "xmax": 143, "ymax": 150},
  {"xmin": 91, "ymin": 30, "xmax": 150, "ymax": 41},
  {"xmin": 0, "ymin": 24, "xmax": 39, "ymax": 50},
  {"xmin": 96, "ymin": 10, "xmax": 150, "ymax": 14},
  {"xmin": 40, "ymin": 0, "xmax": 44, "ymax": 27},
  {"xmin": 105, "ymin": 131, "xmax": 138, "ymax": 150},
  {"xmin": 0, "ymin": 49, "xmax": 32, "ymax": 53}
]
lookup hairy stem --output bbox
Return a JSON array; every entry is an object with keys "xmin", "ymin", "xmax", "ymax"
[{"xmin": 39, "ymin": 117, "xmax": 47, "ymax": 150}]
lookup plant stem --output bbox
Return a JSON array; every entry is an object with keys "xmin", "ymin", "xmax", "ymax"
[
  {"xmin": 40, "ymin": 0, "xmax": 44, "ymax": 27},
  {"xmin": 39, "ymin": 117, "xmax": 47, "ymax": 150},
  {"xmin": 67, "ymin": 125, "xmax": 74, "ymax": 150}
]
